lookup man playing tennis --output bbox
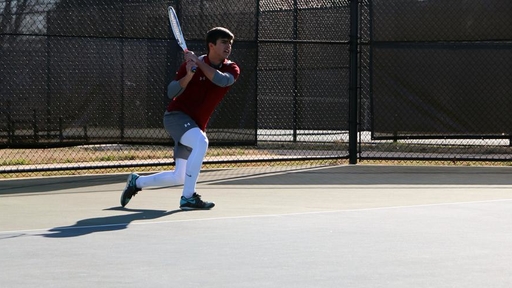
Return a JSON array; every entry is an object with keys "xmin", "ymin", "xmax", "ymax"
[{"xmin": 120, "ymin": 27, "xmax": 240, "ymax": 210}]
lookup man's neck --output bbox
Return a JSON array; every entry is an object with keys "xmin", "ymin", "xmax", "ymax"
[{"xmin": 207, "ymin": 54, "xmax": 224, "ymax": 67}]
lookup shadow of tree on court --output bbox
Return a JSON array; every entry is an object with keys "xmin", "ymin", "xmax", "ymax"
[{"xmin": 41, "ymin": 207, "xmax": 183, "ymax": 238}]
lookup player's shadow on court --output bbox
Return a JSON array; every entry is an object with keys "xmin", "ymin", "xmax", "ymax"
[{"xmin": 41, "ymin": 207, "xmax": 183, "ymax": 238}]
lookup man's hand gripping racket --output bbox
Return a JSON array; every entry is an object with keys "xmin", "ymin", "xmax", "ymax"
[{"xmin": 168, "ymin": 6, "xmax": 196, "ymax": 73}]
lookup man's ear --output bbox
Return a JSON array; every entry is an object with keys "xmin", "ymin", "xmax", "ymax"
[{"xmin": 208, "ymin": 42, "xmax": 215, "ymax": 51}]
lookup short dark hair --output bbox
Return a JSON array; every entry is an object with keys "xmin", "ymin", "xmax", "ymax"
[{"xmin": 206, "ymin": 27, "xmax": 234, "ymax": 51}]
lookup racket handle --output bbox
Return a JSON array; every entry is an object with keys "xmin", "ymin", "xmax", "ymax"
[{"xmin": 184, "ymin": 49, "xmax": 196, "ymax": 73}]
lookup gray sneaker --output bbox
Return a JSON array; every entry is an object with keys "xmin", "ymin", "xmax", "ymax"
[
  {"xmin": 120, "ymin": 173, "xmax": 141, "ymax": 207},
  {"xmin": 179, "ymin": 193, "xmax": 215, "ymax": 210}
]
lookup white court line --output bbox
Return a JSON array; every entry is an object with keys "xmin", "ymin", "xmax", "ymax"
[{"xmin": 2, "ymin": 198, "xmax": 512, "ymax": 236}]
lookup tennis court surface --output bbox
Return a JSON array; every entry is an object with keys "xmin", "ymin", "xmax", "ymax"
[{"xmin": 1, "ymin": 165, "xmax": 512, "ymax": 288}]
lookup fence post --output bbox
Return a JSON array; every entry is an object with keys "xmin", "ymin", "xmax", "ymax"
[
  {"xmin": 7, "ymin": 100, "xmax": 13, "ymax": 144},
  {"xmin": 33, "ymin": 109, "xmax": 39, "ymax": 142},
  {"xmin": 292, "ymin": 0, "xmax": 299, "ymax": 142},
  {"xmin": 348, "ymin": 0, "xmax": 359, "ymax": 164}
]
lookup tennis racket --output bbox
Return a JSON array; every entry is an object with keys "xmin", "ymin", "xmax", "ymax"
[{"xmin": 168, "ymin": 6, "xmax": 196, "ymax": 72}]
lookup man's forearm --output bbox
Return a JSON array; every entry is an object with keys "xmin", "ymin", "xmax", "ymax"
[
  {"xmin": 167, "ymin": 81, "xmax": 183, "ymax": 99},
  {"xmin": 195, "ymin": 60, "xmax": 235, "ymax": 87},
  {"xmin": 212, "ymin": 71, "xmax": 235, "ymax": 87}
]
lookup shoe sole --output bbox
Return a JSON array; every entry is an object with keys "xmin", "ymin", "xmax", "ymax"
[
  {"xmin": 120, "ymin": 192, "xmax": 130, "ymax": 207},
  {"xmin": 120, "ymin": 174, "xmax": 136, "ymax": 207},
  {"xmin": 179, "ymin": 204, "xmax": 215, "ymax": 211}
]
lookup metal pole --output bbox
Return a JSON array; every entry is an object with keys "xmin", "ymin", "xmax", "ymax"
[
  {"xmin": 292, "ymin": 0, "xmax": 298, "ymax": 142},
  {"xmin": 255, "ymin": 0, "xmax": 260, "ymax": 145},
  {"xmin": 348, "ymin": 0, "xmax": 359, "ymax": 164},
  {"xmin": 119, "ymin": 4, "xmax": 125, "ymax": 140}
]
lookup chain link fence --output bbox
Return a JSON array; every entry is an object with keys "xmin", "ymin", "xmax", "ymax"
[
  {"xmin": 0, "ymin": 0, "xmax": 350, "ymax": 175},
  {"xmin": 363, "ymin": 0, "xmax": 512, "ymax": 162},
  {"xmin": 1, "ymin": 0, "xmax": 511, "ymax": 176}
]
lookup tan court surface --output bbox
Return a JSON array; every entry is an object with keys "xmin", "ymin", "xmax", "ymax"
[{"xmin": 1, "ymin": 165, "xmax": 512, "ymax": 287}]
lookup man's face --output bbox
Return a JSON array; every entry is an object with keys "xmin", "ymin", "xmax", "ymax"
[{"xmin": 210, "ymin": 38, "xmax": 233, "ymax": 59}]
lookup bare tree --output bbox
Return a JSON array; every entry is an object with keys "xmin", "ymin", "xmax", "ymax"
[
  {"xmin": 0, "ymin": 0, "xmax": 34, "ymax": 34},
  {"xmin": 0, "ymin": 0, "xmax": 14, "ymax": 33}
]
